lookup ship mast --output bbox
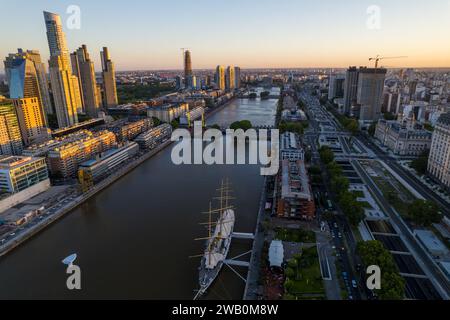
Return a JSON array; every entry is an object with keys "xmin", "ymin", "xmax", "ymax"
[{"xmin": 208, "ymin": 202, "xmax": 212, "ymax": 264}]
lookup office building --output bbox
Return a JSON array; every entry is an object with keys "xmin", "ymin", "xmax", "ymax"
[
  {"xmin": 47, "ymin": 130, "xmax": 116, "ymax": 178},
  {"xmin": 107, "ymin": 118, "xmax": 153, "ymax": 142},
  {"xmin": 78, "ymin": 142, "xmax": 139, "ymax": 186},
  {"xmin": 184, "ymin": 50, "xmax": 193, "ymax": 82},
  {"xmin": 382, "ymin": 91, "xmax": 401, "ymax": 114},
  {"xmin": 0, "ymin": 155, "xmax": 48, "ymax": 193},
  {"xmin": 428, "ymin": 113, "xmax": 450, "ymax": 190},
  {"xmin": 0, "ymin": 100, "xmax": 23, "ymax": 155},
  {"xmin": 71, "ymin": 45, "xmax": 101, "ymax": 118},
  {"xmin": 375, "ymin": 119, "xmax": 432, "ymax": 156},
  {"xmin": 43, "ymin": 11, "xmax": 80, "ymax": 128},
  {"xmin": 100, "ymin": 47, "xmax": 118, "ymax": 108},
  {"xmin": 13, "ymin": 98, "xmax": 50, "ymax": 146},
  {"xmin": 23, "ymin": 130, "xmax": 93, "ymax": 157},
  {"xmin": 147, "ymin": 103, "xmax": 189, "ymax": 123},
  {"xmin": 234, "ymin": 66, "xmax": 241, "ymax": 88},
  {"xmin": 175, "ymin": 75, "xmax": 183, "ymax": 90},
  {"xmin": 328, "ymin": 74, "xmax": 345, "ymax": 100},
  {"xmin": 179, "ymin": 106, "xmax": 205, "ymax": 126},
  {"xmin": 280, "ymin": 132, "xmax": 305, "ymax": 161},
  {"xmin": 4, "ymin": 49, "xmax": 52, "ymax": 117},
  {"xmin": 215, "ymin": 65, "xmax": 225, "ymax": 90},
  {"xmin": 343, "ymin": 67, "xmax": 359, "ymax": 114},
  {"xmin": 225, "ymin": 66, "xmax": 235, "ymax": 91},
  {"xmin": 356, "ymin": 67, "xmax": 387, "ymax": 121},
  {"xmin": 135, "ymin": 124, "xmax": 172, "ymax": 150}
]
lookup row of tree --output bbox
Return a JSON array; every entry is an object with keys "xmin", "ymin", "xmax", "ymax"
[
  {"xmin": 319, "ymin": 146, "xmax": 365, "ymax": 226},
  {"xmin": 357, "ymin": 241, "xmax": 405, "ymax": 300}
]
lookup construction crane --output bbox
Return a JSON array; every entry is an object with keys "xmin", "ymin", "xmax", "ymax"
[{"xmin": 369, "ymin": 55, "xmax": 408, "ymax": 69}]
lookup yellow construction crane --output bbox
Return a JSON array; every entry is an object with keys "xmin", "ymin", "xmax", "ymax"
[{"xmin": 369, "ymin": 55, "xmax": 408, "ymax": 69}]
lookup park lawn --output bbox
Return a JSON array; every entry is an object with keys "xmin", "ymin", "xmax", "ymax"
[
  {"xmin": 358, "ymin": 201, "xmax": 373, "ymax": 209},
  {"xmin": 352, "ymin": 190, "xmax": 365, "ymax": 198},
  {"xmin": 275, "ymin": 228, "xmax": 316, "ymax": 243},
  {"xmin": 372, "ymin": 177, "xmax": 410, "ymax": 217},
  {"xmin": 285, "ymin": 247, "xmax": 324, "ymax": 298}
]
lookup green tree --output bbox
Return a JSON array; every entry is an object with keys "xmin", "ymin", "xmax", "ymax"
[
  {"xmin": 327, "ymin": 161, "xmax": 343, "ymax": 177},
  {"xmin": 319, "ymin": 146, "xmax": 334, "ymax": 164},
  {"xmin": 379, "ymin": 272, "xmax": 406, "ymax": 300},
  {"xmin": 331, "ymin": 176, "xmax": 350, "ymax": 196},
  {"xmin": 230, "ymin": 120, "xmax": 253, "ymax": 130},
  {"xmin": 285, "ymin": 267, "xmax": 295, "ymax": 279},
  {"xmin": 152, "ymin": 117, "xmax": 161, "ymax": 126},
  {"xmin": 170, "ymin": 119, "xmax": 179, "ymax": 129},
  {"xmin": 345, "ymin": 119, "xmax": 359, "ymax": 135},
  {"xmin": 383, "ymin": 112, "xmax": 396, "ymax": 121},
  {"xmin": 368, "ymin": 122, "xmax": 377, "ymax": 137},
  {"xmin": 408, "ymin": 199, "xmax": 442, "ymax": 227},
  {"xmin": 210, "ymin": 124, "xmax": 221, "ymax": 130},
  {"xmin": 410, "ymin": 150, "xmax": 430, "ymax": 176},
  {"xmin": 287, "ymin": 259, "xmax": 298, "ymax": 269}
]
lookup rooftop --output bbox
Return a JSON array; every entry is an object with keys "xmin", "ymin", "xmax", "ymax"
[{"xmin": 0, "ymin": 156, "xmax": 40, "ymax": 170}]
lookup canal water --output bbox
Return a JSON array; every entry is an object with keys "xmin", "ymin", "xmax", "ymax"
[{"xmin": 0, "ymin": 95, "xmax": 278, "ymax": 300}]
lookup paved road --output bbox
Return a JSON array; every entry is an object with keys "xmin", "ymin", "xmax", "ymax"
[
  {"xmin": 300, "ymin": 89, "xmax": 364, "ymax": 300},
  {"xmin": 357, "ymin": 134, "xmax": 450, "ymax": 217},
  {"xmin": 352, "ymin": 159, "xmax": 450, "ymax": 299}
]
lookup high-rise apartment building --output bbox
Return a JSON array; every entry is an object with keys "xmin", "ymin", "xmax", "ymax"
[
  {"xmin": 71, "ymin": 45, "xmax": 101, "ymax": 118},
  {"xmin": 0, "ymin": 100, "xmax": 23, "ymax": 155},
  {"xmin": 4, "ymin": 49, "xmax": 53, "ymax": 117},
  {"xmin": 100, "ymin": 47, "xmax": 118, "ymax": 108},
  {"xmin": 43, "ymin": 11, "xmax": 80, "ymax": 128},
  {"xmin": 12, "ymin": 98, "xmax": 49, "ymax": 146},
  {"xmin": 13, "ymin": 98, "xmax": 50, "ymax": 146},
  {"xmin": 234, "ymin": 66, "xmax": 241, "ymax": 89},
  {"xmin": 225, "ymin": 66, "xmax": 235, "ymax": 91},
  {"xmin": 428, "ymin": 113, "xmax": 450, "ymax": 190},
  {"xmin": 184, "ymin": 50, "xmax": 193, "ymax": 80},
  {"xmin": 356, "ymin": 67, "xmax": 387, "ymax": 121},
  {"xmin": 215, "ymin": 66, "xmax": 225, "ymax": 91}
]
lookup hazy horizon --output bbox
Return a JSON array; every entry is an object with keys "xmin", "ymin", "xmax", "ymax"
[{"xmin": 1, "ymin": 0, "xmax": 450, "ymax": 73}]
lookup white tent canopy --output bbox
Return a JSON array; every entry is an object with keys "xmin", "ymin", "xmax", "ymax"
[{"xmin": 269, "ymin": 240, "xmax": 284, "ymax": 268}]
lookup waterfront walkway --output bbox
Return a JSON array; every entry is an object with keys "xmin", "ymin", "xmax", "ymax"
[{"xmin": 243, "ymin": 177, "xmax": 268, "ymax": 300}]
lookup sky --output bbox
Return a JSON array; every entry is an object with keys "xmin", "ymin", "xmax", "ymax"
[{"xmin": 1, "ymin": 0, "xmax": 450, "ymax": 72}]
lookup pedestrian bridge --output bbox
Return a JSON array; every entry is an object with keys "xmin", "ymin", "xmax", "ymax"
[
  {"xmin": 224, "ymin": 260, "xmax": 250, "ymax": 268},
  {"xmin": 232, "ymin": 232, "xmax": 255, "ymax": 240}
]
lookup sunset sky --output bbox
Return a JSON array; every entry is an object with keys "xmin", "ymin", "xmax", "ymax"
[{"xmin": 1, "ymin": 0, "xmax": 450, "ymax": 72}]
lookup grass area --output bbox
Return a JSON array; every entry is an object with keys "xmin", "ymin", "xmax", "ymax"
[
  {"xmin": 358, "ymin": 201, "xmax": 373, "ymax": 209},
  {"xmin": 352, "ymin": 190, "xmax": 365, "ymax": 198},
  {"xmin": 284, "ymin": 246, "xmax": 325, "ymax": 299},
  {"xmin": 372, "ymin": 176, "xmax": 410, "ymax": 217},
  {"xmin": 275, "ymin": 228, "xmax": 316, "ymax": 243}
]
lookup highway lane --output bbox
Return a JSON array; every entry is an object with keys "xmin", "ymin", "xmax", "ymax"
[
  {"xmin": 357, "ymin": 134, "xmax": 450, "ymax": 217},
  {"xmin": 352, "ymin": 159, "xmax": 450, "ymax": 299}
]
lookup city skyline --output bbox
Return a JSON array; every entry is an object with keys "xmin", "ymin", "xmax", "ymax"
[{"xmin": 1, "ymin": 0, "xmax": 450, "ymax": 74}]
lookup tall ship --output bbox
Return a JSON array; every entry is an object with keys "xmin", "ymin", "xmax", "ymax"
[{"xmin": 193, "ymin": 180, "xmax": 235, "ymax": 300}]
